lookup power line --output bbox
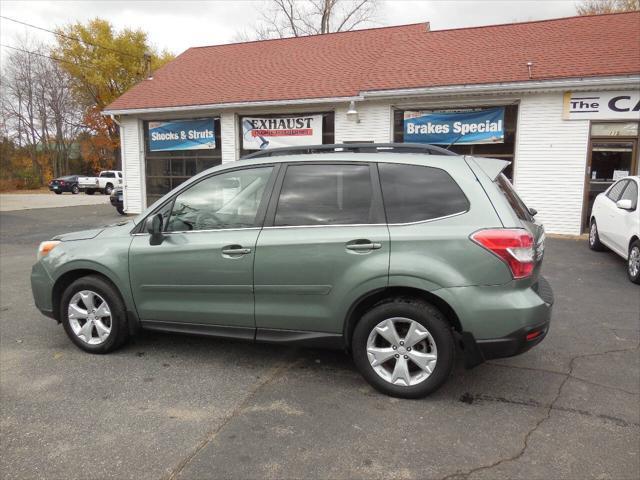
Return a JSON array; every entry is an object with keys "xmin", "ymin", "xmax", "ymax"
[
  {"xmin": 1, "ymin": 43, "xmax": 104, "ymax": 71},
  {"xmin": 0, "ymin": 15, "xmax": 144, "ymax": 60}
]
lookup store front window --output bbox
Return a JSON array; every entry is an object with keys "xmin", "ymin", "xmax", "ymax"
[
  {"xmin": 144, "ymin": 118, "xmax": 222, "ymax": 207},
  {"xmin": 583, "ymin": 121, "xmax": 639, "ymax": 230},
  {"xmin": 393, "ymin": 105, "xmax": 518, "ymax": 180},
  {"xmin": 238, "ymin": 112, "xmax": 334, "ymax": 157}
]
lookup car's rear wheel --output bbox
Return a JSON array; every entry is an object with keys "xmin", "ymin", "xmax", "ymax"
[
  {"xmin": 352, "ymin": 298, "xmax": 455, "ymax": 398},
  {"xmin": 104, "ymin": 184, "xmax": 114, "ymax": 195},
  {"xmin": 60, "ymin": 275, "xmax": 129, "ymax": 353},
  {"xmin": 71, "ymin": 185, "xmax": 79, "ymax": 194},
  {"xmin": 589, "ymin": 219, "xmax": 606, "ymax": 251},
  {"xmin": 628, "ymin": 240, "xmax": 640, "ymax": 284}
]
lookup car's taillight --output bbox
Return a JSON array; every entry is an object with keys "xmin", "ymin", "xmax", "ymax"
[{"xmin": 470, "ymin": 229, "xmax": 535, "ymax": 279}]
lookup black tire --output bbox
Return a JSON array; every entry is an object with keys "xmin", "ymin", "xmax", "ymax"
[
  {"xmin": 628, "ymin": 240, "xmax": 640, "ymax": 285},
  {"xmin": 116, "ymin": 207, "xmax": 125, "ymax": 215},
  {"xmin": 60, "ymin": 275, "xmax": 129, "ymax": 354},
  {"xmin": 104, "ymin": 184, "xmax": 114, "ymax": 195},
  {"xmin": 71, "ymin": 185, "xmax": 79, "ymax": 194},
  {"xmin": 588, "ymin": 218, "xmax": 606, "ymax": 251},
  {"xmin": 54, "ymin": 190, "xmax": 62, "ymax": 195},
  {"xmin": 352, "ymin": 298, "xmax": 455, "ymax": 399},
  {"xmin": 85, "ymin": 189, "xmax": 95, "ymax": 195}
]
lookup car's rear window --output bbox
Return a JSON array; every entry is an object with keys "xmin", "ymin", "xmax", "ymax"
[
  {"xmin": 494, "ymin": 174, "xmax": 533, "ymax": 222},
  {"xmin": 378, "ymin": 163, "xmax": 469, "ymax": 224}
]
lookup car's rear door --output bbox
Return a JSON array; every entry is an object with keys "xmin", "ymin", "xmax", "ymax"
[
  {"xmin": 129, "ymin": 165, "xmax": 276, "ymax": 331},
  {"xmin": 253, "ymin": 162, "xmax": 389, "ymax": 337}
]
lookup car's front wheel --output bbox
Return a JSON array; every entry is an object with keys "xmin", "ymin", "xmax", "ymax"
[
  {"xmin": 71, "ymin": 185, "xmax": 79, "ymax": 194},
  {"xmin": 589, "ymin": 219, "xmax": 606, "ymax": 251},
  {"xmin": 60, "ymin": 275, "xmax": 129, "ymax": 353},
  {"xmin": 352, "ymin": 298, "xmax": 455, "ymax": 398},
  {"xmin": 104, "ymin": 184, "xmax": 114, "ymax": 195},
  {"xmin": 628, "ymin": 240, "xmax": 640, "ymax": 284}
]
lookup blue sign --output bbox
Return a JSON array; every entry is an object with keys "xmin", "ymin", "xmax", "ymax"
[
  {"xmin": 404, "ymin": 107, "xmax": 505, "ymax": 145},
  {"xmin": 148, "ymin": 118, "xmax": 216, "ymax": 152}
]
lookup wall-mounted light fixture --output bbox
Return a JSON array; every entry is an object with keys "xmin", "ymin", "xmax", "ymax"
[
  {"xmin": 526, "ymin": 61, "xmax": 534, "ymax": 79},
  {"xmin": 346, "ymin": 100, "xmax": 360, "ymax": 123}
]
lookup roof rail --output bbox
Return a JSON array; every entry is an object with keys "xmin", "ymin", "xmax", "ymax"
[{"xmin": 241, "ymin": 143, "xmax": 458, "ymax": 159}]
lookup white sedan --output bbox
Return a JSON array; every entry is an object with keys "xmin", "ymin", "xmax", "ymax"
[{"xmin": 589, "ymin": 176, "xmax": 640, "ymax": 284}]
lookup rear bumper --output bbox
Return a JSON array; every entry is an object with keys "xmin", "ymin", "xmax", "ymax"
[{"xmin": 453, "ymin": 276, "xmax": 554, "ymax": 368}]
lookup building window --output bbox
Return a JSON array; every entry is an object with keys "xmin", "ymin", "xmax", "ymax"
[
  {"xmin": 143, "ymin": 119, "xmax": 222, "ymax": 207},
  {"xmin": 238, "ymin": 112, "xmax": 334, "ymax": 158},
  {"xmin": 393, "ymin": 105, "xmax": 519, "ymax": 180}
]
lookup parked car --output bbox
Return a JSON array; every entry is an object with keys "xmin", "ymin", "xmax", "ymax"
[
  {"xmin": 31, "ymin": 144, "xmax": 553, "ymax": 398},
  {"xmin": 78, "ymin": 170, "xmax": 122, "ymax": 195},
  {"xmin": 589, "ymin": 175, "xmax": 640, "ymax": 284},
  {"xmin": 110, "ymin": 187, "xmax": 125, "ymax": 215},
  {"xmin": 48, "ymin": 175, "xmax": 79, "ymax": 194}
]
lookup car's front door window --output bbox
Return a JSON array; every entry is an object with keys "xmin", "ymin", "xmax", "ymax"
[{"xmin": 166, "ymin": 167, "xmax": 273, "ymax": 232}]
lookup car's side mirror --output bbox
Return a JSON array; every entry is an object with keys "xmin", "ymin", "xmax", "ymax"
[
  {"xmin": 529, "ymin": 207, "xmax": 538, "ymax": 217},
  {"xmin": 146, "ymin": 213, "xmax": 164, "ymax": 235},
  {"xmin": 616, "ymin": 199, "xmax": 634, "ymax": 211}
]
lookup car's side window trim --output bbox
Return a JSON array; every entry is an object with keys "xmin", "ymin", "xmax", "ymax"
[
  {"xmin": 262, "ymin": 161, "xmax": 385, "ymax": 228},
  {"xmin": 131, "ymin": 163, "xmax": 279, "ymax": 235}
]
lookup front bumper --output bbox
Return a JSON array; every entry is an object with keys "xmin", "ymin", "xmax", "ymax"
[{"xmin": 31, "ymin": 261, "xmax": 56, "ymax": 321}]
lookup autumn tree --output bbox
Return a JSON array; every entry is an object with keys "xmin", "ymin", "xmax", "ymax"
[
  {"xmin": 0, "ymin": 38, "xmax": 81, "ymax": 183},
  {"xmin": 236, "ymin": 0, "xmax": 378, "ymax": 40},
  {"xmin": 53, "ymin": 19, "xmax": 174, "ymax": 170},
  {"xmin": 576, "ymin": 0, "xmax": 640, "ymax": 14}
]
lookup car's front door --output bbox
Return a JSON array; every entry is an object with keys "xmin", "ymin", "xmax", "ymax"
[
  {"xmin": 599, "ymin": 179, "xmax": 628, "ymax": 247},
  {"xmin": 610, "ymin": 180, "xmax": 639, "ymax": 253},
  {"xmin": 129, "ymin": 165, "xmax": 275, "ymax": 331},
  {"xmin": 253, "ymin": 162, "xmax": 389, "ymax": 336}
]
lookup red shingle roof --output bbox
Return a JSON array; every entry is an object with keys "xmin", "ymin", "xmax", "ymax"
[{"xmin": 106, "ymin": 12, "xmax": 640, "ymax": 112}]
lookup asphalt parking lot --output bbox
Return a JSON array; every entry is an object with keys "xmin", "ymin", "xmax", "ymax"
[{"xmin": 1, "ymin": 203, "xmax": 638, "ymax": 480}]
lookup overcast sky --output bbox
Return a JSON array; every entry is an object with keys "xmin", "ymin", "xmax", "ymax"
[{"xmin": 1, "ymin": 0, "xmax": 579, "ymax": 57}]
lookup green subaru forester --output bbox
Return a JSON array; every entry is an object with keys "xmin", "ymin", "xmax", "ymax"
[{"xmin": 31, "ymin": 144, "xmax": 553, "ymax": 398}]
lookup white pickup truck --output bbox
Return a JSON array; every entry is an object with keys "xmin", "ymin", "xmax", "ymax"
[{"xmin": 78, "ymin": 170, "xmax": 123, "ymax": 195}]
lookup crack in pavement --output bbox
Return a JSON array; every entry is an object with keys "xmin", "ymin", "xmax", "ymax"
[
  {"xmin": 441, "ymin": 345, "xmax": 640, "ymax": 480},
  {"xmin": 165, "ymin": 352, "xmax": 302, "ymax": 480},
  {"xmin": 486, "ymin": 361, "xmax": 639, "ymax": 396}
]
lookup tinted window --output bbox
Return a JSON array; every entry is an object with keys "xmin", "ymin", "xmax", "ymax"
[
  {"xmin": 495, "ymin": 173, "xmax": 533, "ymax": 222},
  {"xmin": 620, "ymin": 180, "xmax": 638, "ymax": 209},
  {"xmin": 100, "ymin": 172, "xmax": 116, "ymax": 178},
  {"xmin": 379, "ymin": 163, "xmax": 469, "ymax": 224},
  {"xmin": 166, "ymin": 167, "xmax": 272, "ymax": 232},
  {"xmin": 275, "ymin": 164, "xmax": 374, "ymax": 226},
  {"xmin": 607, "ymin": 180, "xmax": 628, "ymax": 202}
]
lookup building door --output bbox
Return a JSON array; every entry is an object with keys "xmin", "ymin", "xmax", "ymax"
[{"xmin": 583, "ymin": 122, "xmax": 639, "ymax": 231}]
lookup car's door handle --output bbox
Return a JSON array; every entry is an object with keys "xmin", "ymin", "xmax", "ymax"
[
  {"xmin": 346, "ymin": 241, "xmax": 382, "ymax": 251},
  {"xmin": 222, "ymin": 245, "xmax": 252, "ymax": 256}
]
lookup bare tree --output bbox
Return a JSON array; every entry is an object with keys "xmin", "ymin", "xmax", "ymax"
[
  {"xmin": 236, "ymin": 0, "xmax": 378, "ymax": 41},
  {"xmin": 1, "ymin": 37, "xmax": 82, "ymax": 180},
  {"xmin": 576, "ymin": 0, "xmax": 639, "ymax": 14}
]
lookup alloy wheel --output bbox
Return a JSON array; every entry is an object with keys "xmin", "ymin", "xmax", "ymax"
[
  {"xmin": 366, "ymin": 317, "xmax": 437, "ymax": 387},
  {"xmin": 589, "ymin": 222, "xmax": 597, "ymax": 246},
  {"xmin": 629, "ymin": 246, "xmax": 640, "ymax": 278},
  {"xmin": 67, "ymin": 290, "xmax": 112, "ymax": 345}
]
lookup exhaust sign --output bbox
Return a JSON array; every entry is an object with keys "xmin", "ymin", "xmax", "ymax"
[{"xmin": 242, "ymin": 115, "xmax": 323, "ymax": 150}]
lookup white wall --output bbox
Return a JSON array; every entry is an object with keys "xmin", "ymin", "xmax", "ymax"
[
  {"xmin": 220, "ymin": 111, "xmax": 238, "ymax": 163},
  {"xmin": 334, "ymin": 101, "xmax": 392, "ymax": 143},
  {"xmin": 119, "ymin": 117, "xmax": 145, "ymax": 214},
  {"xmin": 514, "ymin": 92, "xmax": 590, "ymax": 235}
]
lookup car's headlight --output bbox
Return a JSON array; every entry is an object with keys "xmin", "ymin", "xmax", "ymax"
[{"xmin": 37, "ymin": 240, "xmax": 60, "ymax": 260}]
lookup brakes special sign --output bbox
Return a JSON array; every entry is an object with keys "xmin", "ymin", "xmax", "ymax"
[
  {"xmin": 148, "ymin": 118, "xmax": 216, "ymax": 151},
  {"xmin": 242, "ymin": 115, "xmax": 323, "ymax": 150},
  {"xmin": 403, "ymin": 107, "xmax": 505, "ymax": 145}
]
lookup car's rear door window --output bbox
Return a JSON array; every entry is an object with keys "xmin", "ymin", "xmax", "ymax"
[
  {"xmin": 274, "ymin": 164, "xmax": 375, "ymax": 226},
  {"xmin": 378, "ymin": 163, "xmax": 469, "ymax": 224}
]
